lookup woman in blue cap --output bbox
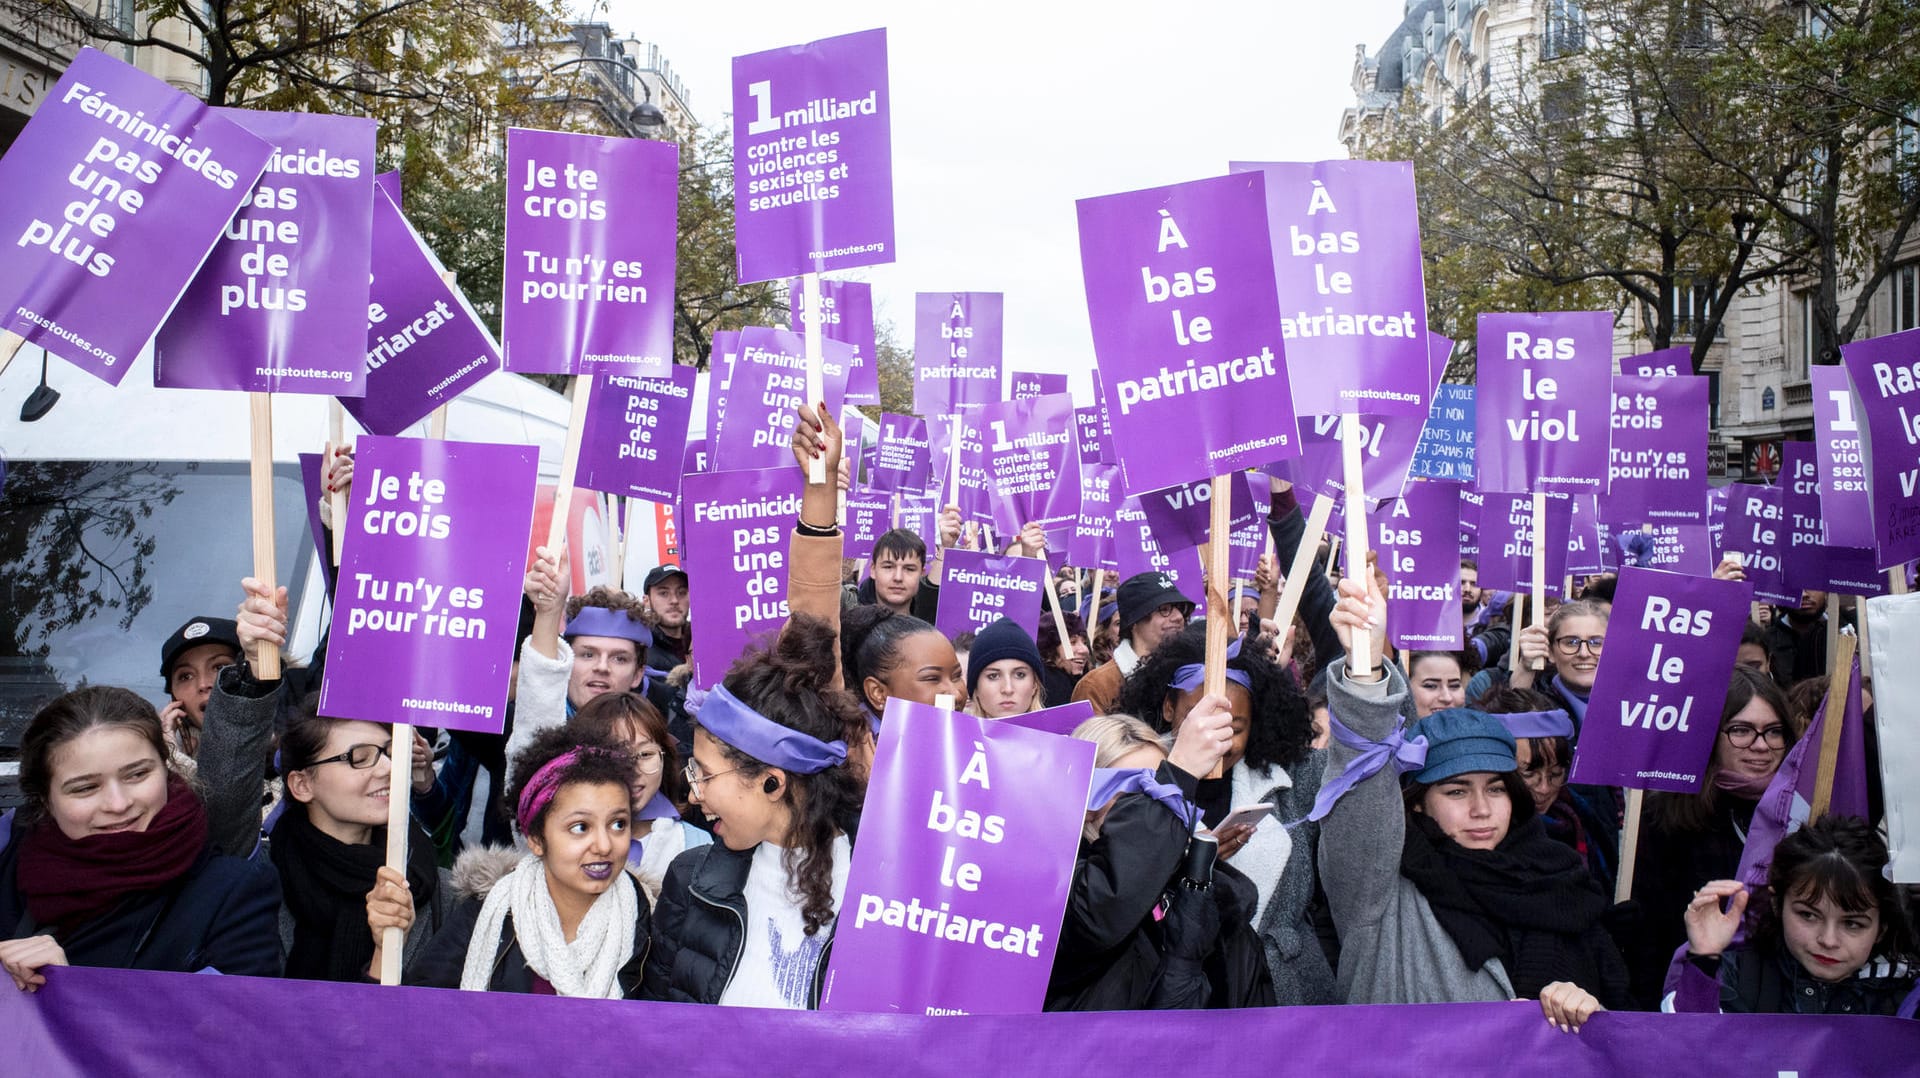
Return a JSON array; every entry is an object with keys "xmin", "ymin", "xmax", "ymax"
[{"xmin": 1317, "ymin": 573, "xmax": 1630, "ymax": 1030}]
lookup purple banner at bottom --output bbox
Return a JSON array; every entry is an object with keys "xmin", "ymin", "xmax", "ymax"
[{"xmin": 8, "ymin": 967, "xmax": 1916, "ymax": 1077}]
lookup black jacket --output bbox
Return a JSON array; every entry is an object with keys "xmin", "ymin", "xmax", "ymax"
[
  {"xmin": 0, "ymin": 832, "xmax": 283, "ymax": 978},
  {"xmin": 1046, "ymin": 761, "xmax": 1277, "ymax": 1011},
  {"xmin": 643, "ymin": 823, "xmax": 856, "ymax": 1007},
  {"xmin": 406, "ymin": 891, "xmax": 651, "ymax": 996},
  {"xmin": 1717, "ymin": 945, "xmax": 1916, "ymax": 1016},
  {"xmin": 1626, "ymin": 795, "xmax": 1755, "ymax": 1008}
]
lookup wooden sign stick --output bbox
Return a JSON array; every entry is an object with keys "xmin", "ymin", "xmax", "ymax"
[
  {"xmin": 248, "ymin": 393, "xmax": 281, "ymax": 679},
  {"xmin": 1809, "ymin": 634, "xmax": 1859, "ymax": 819},
  {"xmin": 1529, "ymin": 491, "xmax": 1548, "ymax": 671},
  {"xmin": 1272, "ymin": 494, "xmax": 1335, "ymax": 646},
  {"xmin": 609, "ymin": 497, "xmax": 627, "ymax": 592},
  {"xmin": 1614, "ymin": 787, "xmax": 1644, "ymax": 904},
  {"xmin": 802, "ymin": 273, "xmax": 826, "ymax": 485},
  {"xmin": 1509, "ymin": 593, "xmax": 1528, "ymax": 677},
  {"xmin": 1087, "ymin": 568, "xmax": 1104, "ymax": 623},
  {"xmin": 328, "ymin": 401, "xmax": 349, "ymax": 568},
  {"xmin": 1204, "ymin": 475, "xmax": 1234, "ymax": 779},
  {"xmin": 1341, "ymin": 413, "xmax": 1375, "ymax": 678},
  {"xmin": 547, "ymin": 376, "xmax": 592, "ymax": 554},
  {"xmin": 0, "ymin": 329, "xmax": 23, "ymax": 378}
]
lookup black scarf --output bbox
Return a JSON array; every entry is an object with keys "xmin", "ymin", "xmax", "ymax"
[
  {"xmin": 270, "ymin": 805, "xmax": 438, "ymax": 982},
  {"xmin": 1400, "ymin": 812, "xmax": 1626, "ymax": 1003}
]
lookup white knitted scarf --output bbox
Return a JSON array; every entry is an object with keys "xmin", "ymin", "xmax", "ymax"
[{"xmin": 459, "ymin": 853, "xmax": 637, "ymax": 998}]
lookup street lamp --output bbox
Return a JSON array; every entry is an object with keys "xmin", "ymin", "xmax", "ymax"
[{"xmin": 546, "ymin": 56, "xmax": 667, "ymax": 136}]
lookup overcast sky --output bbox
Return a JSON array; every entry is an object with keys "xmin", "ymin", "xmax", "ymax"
[{"xmin": 604, "ymin": 1, "xmax": 1409, "ymax": 401}]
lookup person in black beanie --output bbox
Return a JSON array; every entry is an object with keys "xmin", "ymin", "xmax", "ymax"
[{"xmin": 966, "ymin": 618, "xmax": 1048, "ymax": 718}]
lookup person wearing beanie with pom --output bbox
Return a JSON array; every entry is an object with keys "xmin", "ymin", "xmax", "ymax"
[{"xmin": 967, "ymin": 618, "xmax": 1049, "ymax": 718}]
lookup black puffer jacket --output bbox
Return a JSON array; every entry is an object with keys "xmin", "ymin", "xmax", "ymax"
[
  {"xmin": 1046, "ymin": 761, "xmax": 1277, "ymax": 1011},
  {"xmin": 643, "ymin": 820, "xmax": 857, "ymax": 1006},
  {"xmin": 1719, "ymin": 944, "xmax": 1916, "ymax": 1016}
]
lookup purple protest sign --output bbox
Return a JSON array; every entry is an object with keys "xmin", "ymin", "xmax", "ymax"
[
  {"xmin": 1475, "ymin": 492, "xmax": 1572, "ymax": 596},
  {"xmin": 821, "ymin": 697, "xmax": 1092, "ymax": 1014},
  {"xmin": 732, "ymin": 28, "xmax": 893, "ymax": 282},
  {"xmin": 1722, "ymin": 484, "xmax": 1790, "ymax": 602},
  {"xmin": 1475, "ymin": 312, "xmax": 1612, "ymax": 495},
  {"xmin": 1078, "ymin": 172, "xmax": 1300, "ymax": 494},
  {"xmin": 1705, "ymin": 486, "xmax": 1730, "ymax": 556},
  {"xmin": 996, "ymin": 700, "xmax": 1097, "ymax": 737},
  {"xmin": 1115, "ymin": 498, "xmax": 1207, "ymax": 613},
  {"xmin": 931, "ymin": 411, "xmax": 994, "ymax": 525},
  {"xmin": 1409, "ymin": 383, "xmax": 1476, "ymax": 483},
  {"xmin": 299, "ymin": 453, "xmax": 336, "ymax": 594},
  {"xmin": 972, "ymin": 393, "xmax": 1080, "ymax": 551},
  {"xmin": 0, "ymin": 49, "xmax": 272, "ymax": 385},
  {"xmin": 1620, "ymin": 346, "xmax": 1691, "ymax": 377},
  {"xmin": 1819, "ymin": 545, "xmax": 1893, "ymax": 596},
  {"xmin": 1377, "ymin": 480, "xmax": 1464, "ymax": 649},
  {"xmin": 1570, "ymin": 567, "xmax": 1753, "ymax": 791},
  {"xmin": 1607, "ymin": 375, "xmax": 1708, "ymax": 523},
  {"xmin": 318, "ymin": 436, "xmax": 537, "ymax": 734},
  {"xmin": 1276, "ymin": 333, "xmax": 1449, "ymax": 510},
  {"xmin": 374, "ymin": 171, "xmax": 402, "ymax": 208},
  {"xmin": 914, "ymin": 293, "xmax": 1004, "ymax": 415},
  {"xmin": 1010, "ymin": 371, "xmax": 1068, "ymax": 400},
  {"xmin": 155, "ymin": 110, "xmax": 374, "ymax": 395},
  {"xmin": 791, "ymin": 277, "xmax": 878, "ymax": 405},
  {"xmin": 1459, "ymin": 489, "xmax": 1482, "ymax": 557},
  {"xmin": 680, "ymin": 467, "xmax": 803, "ymax": 690},
  {"xmin": 682, "ymin": 437, "xmax": 709, "ymax": 477},
  {"xmin": 501, "ymin": 128, "xmax": 677, "ymax": 375},
  {"xmin": 870, "ymin": 413, "xmax": 932, "ymax": 493},
  {"xmin": 1840, "ymin": 327, "xmax": 1920, "ymax": 568},
  {"xmin": 1566, "ymin": 495, "xmax": 1605, "ymax": 575},
  {"xmin": 710, "ymin": 326, "xmax": 852, "ymax": 472},
  {"xmin": 1069, "ymin": 462, "xmax": 1122, "ymax": 571},
  {"xmin": 1811, "ymin": 364, "xmax": 1873, "ymax": 550},
  {"xmin": 1136, "ymin": 479, "xmax": 1219, "ymax": 555},
  {"xmin": 1227, "ymin": 473, "xmax": 1274, "ymax": 582},
  {"xmin": 704, "ymin": 330, "xmax": 739, "ymax": 450},
  {"xmin": 898, "ymin": 492, "xmax": 941, "ymax": 555},
  {"xmin": 846, "ymin": 493, "xmax": 891, "ymax": 554},
  {"xmin": 1781, "ymin": 442, "xmax": 1828, "ymax": 596},
  {"xmin": 574, "ymin": 364, "xmax": 697, "ymax": 503},
  {"xmin": 932, "ymin": 550, "xmax": 1048, "ymax": 641},
  {"xmin": 1072, "ymin": 405, "xmax": 1106, "ymax": 466},
  {"xmin": 340, "ymin": 187, "xmax": 501, "ymax": 435},
  {"xmin": 1622, "ymin": 523, "xmax": 1713, "ymax": 576},
  {"xmin": 1229, "ymin": 159, "xmax": 1429, "ymax": 417}
]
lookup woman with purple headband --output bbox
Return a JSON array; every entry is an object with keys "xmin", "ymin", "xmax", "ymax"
[
  {"xmin": 642, "ymin": 614, "xmax": 869, "ymax": 1008},
  {"xmin": 406, "ymin": 728, "xmax": 649, "ymax": 997}
]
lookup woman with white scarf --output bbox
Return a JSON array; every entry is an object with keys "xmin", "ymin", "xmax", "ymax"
[{"xmin": 407, "ymin": 728, "xmax": 651, "ymax": 997}]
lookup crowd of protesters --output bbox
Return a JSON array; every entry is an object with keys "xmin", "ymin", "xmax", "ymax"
[{"xmin": 2, "ymin": 403, "xmax": 1913, "ymax": 1029}]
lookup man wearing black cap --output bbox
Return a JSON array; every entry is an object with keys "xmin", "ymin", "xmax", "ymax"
[
  {"xmin": 642, "ymin": 563, "xmax": 691, "ymax": 670},
  {"xmin": 158, "ymin": 616, "xmax": 242, "ymax": 758},
  {"xmin": 1070, "ymin": 571, "xmax": 1193, "ymax": 715}
]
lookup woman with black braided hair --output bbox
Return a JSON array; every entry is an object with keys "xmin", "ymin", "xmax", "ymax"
[{"xmin": 1112, "ymin": 621, "xmax": 1332, "ymax": 1005}]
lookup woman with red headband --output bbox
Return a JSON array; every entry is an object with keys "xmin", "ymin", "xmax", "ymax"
[{"xmin": 406, "ymin": 728, "xmax": 650, "ymax": 996}]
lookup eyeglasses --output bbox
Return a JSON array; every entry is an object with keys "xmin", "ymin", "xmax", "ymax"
[
  {"xmin": 307, "ymin": 743, "xmax": 391, "ymax": 770},
  {"xmin": 1723, "ymin": 723, "xmax": 1788, "ymax": 750},
  {"xmin": 632, "ymin": 747, "xmax": 665, "ymax": 775},
  {"xmin": 683, "ymin": 760, "xmax": 747, "ymax": 799},
  {"xmin": 1553, "ymin": 635, "xmax": 1606, "ymax": 655}
]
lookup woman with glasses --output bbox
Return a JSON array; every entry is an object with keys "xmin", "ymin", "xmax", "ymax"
[
  {"xmin": 1510, "ymin": 600, "xmax": 1609, "ymax": 737},
  {"xmin": 643, "ymin": 616, "xmax": 868, "ymax": 1008},
  {"xmin": 408, "ymin": 727, "xmax": 649, "ymax": 996},
  {"xmin": 1626, "ymin": 666, "xmax": 1798, "ymax": 1007},
  {"xmin": 261, "ymin": 702, "xmax": 452, "ymax": 981},
  {"xmin": 568, "ymin": 692, "xmax": 710, "ymax": 905},
  {"xmin": 1480, "ymin": 687, "xmax": 1622, "ymax": 897},
  {"xmin": 0, "ymin": 688, "xmax": 281, "ymax": 992}
]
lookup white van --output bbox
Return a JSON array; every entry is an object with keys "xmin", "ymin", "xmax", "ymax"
[{"xmin": 0, "ymin": 341, "xmax": 702, "ymax": 800}]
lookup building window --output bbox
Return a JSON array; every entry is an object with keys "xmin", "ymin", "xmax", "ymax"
[
  {"xmin": 1670, "ymin": 277, "xmax": 1717, "ymax": 340},
  {"xmin": 1793, "ymin": 289, "xmax": 1816, "ymax": 374},
  {"xmin": 1896, "ymin": 108, "xmax": 1920, "ymax": 199},
  {"xmin": 1543, "ymin": 0, "xmax": 1586, "ymax": 60},
  {"xmin": 1894, "ymin": 263, "xmax": 1919, "ymax": 333}
]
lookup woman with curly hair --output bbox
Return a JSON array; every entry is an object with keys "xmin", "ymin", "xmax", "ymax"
[
  {"xmin": 643, "ymin": 615, "xmax": 870, "ymax": 1008},
  {"xmin": 406, "ymin": 727, "xmax": 648, "ymax": 997},
  {"xmin": 1112, "ymin": 621, "xmax": 1332, "ymax": 1005}
]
